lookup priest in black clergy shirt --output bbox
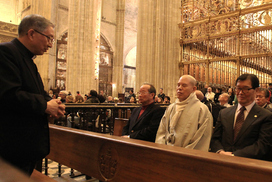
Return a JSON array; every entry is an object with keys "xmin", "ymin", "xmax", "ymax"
[
  {"xmin": 0, "ymin": 14, "xmax": 65, "ymax": 175},
  {"xmin": 122, "ymin": 83, "xmax": 165, "ymax": 142}
]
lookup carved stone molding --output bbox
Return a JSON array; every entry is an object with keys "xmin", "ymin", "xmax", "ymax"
[
  {"xmin": 0, "ymin": 35, "xmax": 15, "ymax": 43},
  {"xmin": 58, "ymin": 4, "xmax": 68, "ymax": 11},
  {"xmin": 101, "ymin": 19, "xmax": 117, "ymax": 26},
  {"xmin": 98, "ymin": 142, "xmax": 119, "ymax": 181},
  {"xmin": 0, "ymin": 21, "xmax": 18, "ymax": 34}
]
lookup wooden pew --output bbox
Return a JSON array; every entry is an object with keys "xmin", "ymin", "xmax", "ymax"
[
  {"xmin": 113, "ymin": 118, "xmax": 128, "ymax": 136},
  {"xmin": 47, "ymin": 124, "xmax": 272, "ymax": 182}
]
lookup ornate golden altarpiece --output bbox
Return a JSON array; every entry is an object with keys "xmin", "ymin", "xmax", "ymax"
[{"xmin": 179, "ymin": 0, "xmax": 272, "ymax": 87}]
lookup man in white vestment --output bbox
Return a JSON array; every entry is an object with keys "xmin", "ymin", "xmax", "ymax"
[
  {"xmin": 205, "ymin": 87, "xmax": 215, "ymax": 102},
  {"xmin": 155, "ymin": 75, "xmax": 213, "ymax": 151}
]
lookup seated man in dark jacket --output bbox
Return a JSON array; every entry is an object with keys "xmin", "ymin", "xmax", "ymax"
[
  {"xmin": 122, "ymin": 83, "xmax": 165, "ymax": 142},
  {"xmin": 85, "ymin": 90, "xmax": 100, "ymax": 103},
  {"xmin": 210, "ymin": 74, "xmax": 272, "ymax": 161}
]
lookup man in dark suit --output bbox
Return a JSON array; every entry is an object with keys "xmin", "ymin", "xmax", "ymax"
[
  {"xmin": 122, "ymin": 83, "xmax": 165, "ymax": 142},
  {"xmin": 210, "ymin": 74, "xmax": 272, "ymax": 160},
  {"xmin": 0, "ymin": 14, "xmax": 65, "ymax": 175}
]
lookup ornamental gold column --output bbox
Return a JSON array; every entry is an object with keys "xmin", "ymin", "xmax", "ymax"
[
  {"xmin": 136, "ymin": 0, "xmax": 180, "ymax": 100},
  {"xmin": 66, "ymin": 0, "xmax": 102, "ymax": 95},
  {"xmin": 112, "ymin": 0, "xmax": 125, "ymax": 98},
  {"xmin": 21, "ymin": 0, "xmax": 54, "ymax": 91}
]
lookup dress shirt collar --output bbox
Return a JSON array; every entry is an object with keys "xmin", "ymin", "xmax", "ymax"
[
  {"xmin": 223, "ymin": 103, "xmax": 230, "ymax": 107},
  {"xmin": 236, "ymin": 101, "xmax": 255, "ymax": 114}
]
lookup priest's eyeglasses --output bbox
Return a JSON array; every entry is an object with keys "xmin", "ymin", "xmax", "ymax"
[
  {"xmin": 34, "ymin": 29, "xmax": 55, "ymax": 44},
  {"xmin": 235, "ymin": 87, "xmax": 254, "ymax": 94}
]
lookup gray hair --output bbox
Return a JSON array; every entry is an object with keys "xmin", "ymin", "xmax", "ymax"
[
  {"xmin": 18, "ymin": 14, "xmax": 54, "ymax": 36},
  {"xmin": 259, "ymin": 88, "xmax": 270, "ymax": 98},
  {"xmin": 59, "ymin": 90, "xmax": 68, "ymax": 96}
]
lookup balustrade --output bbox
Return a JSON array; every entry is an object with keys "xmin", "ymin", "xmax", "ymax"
[{"xmin": 54, "ymin": 103, "xmax": 169, "ymax": 135}]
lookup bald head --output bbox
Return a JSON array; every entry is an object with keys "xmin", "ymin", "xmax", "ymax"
[
  {"xmin": 195, "ymin": 90, "xmax": 204, "ymax": 101},
  {"xmin": 176, "ymin": 75, "xmax": 197, "ymax": 101},
  {"xmin": 218, "ymin": 93, "xmax": 229, "ymax": 105},
  {"xmin": 180, "ymin": 75, "xmax": 197, "ymax": 86}
]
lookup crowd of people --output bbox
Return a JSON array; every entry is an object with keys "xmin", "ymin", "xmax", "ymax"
[
  {"xmin": 47, "ymin": 90, "xmax": 107, "ymax": 104},
  {"xmin": 121, "ymin": 74, "xmax": 272, "ymax": 162},
  {"xmin": 50, "ymin": 76, "xmax": 272, "ymax": 161},
  {"xmin": 1, "ymin": 14, "xmax": 272, "ymax": 178},
  {"xmin": 198, "ymin": 82, "xmax": 272, "ymax": 125},
  {"xmin": 49, "ymin": 87, "xmax": 172, "ymax": 106},
  {"xmin": 126, "ymin": 88, "xmax": 171, "ymax": 104}
]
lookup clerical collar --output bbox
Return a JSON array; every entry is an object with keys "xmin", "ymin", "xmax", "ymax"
[{"xmin": 13, "ymin": 38, "xmax": 35, "ymax": 59}]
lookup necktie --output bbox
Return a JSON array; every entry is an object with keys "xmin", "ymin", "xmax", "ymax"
[{"xmin": 234, "ymin": 106, "xmax": 246, "ymax": 141}]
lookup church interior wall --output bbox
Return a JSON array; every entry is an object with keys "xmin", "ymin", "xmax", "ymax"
[
  {"xmin": 59, "ymin": 0, "xmax": 68, "ymax": 7},
  {"xmin": 47, "ymin": 1, "xmax": 69, "ymax": 91},
  {"xmin": 1, "ymin": 0, "xmax": 271, "ymax": 100},
  {"xmin": 0, "ymin": 0, "xmax": 21, "ymax": 25},
  {"xmin": 101, "ymin": 0, "xmax": 117, "ymax": 52},
  {"xmin": 123, "ymin": 0, "xmax": 137, "ymax": 62},
  {"xmin": 56, "ymin": 6, "xmax": 68, "ymax": 40},
  {"xmin": 101, "ymin": 23, "xmax": 116, "ymax": 53}
]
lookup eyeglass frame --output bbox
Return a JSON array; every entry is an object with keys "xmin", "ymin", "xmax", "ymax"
[
  {"xmin": 256, "ymin": 94, "xmax": 265, "ymax": 98},
  {"xmin": 235, "ymin": 87, "xmax": 254, "ymax": 94},
  {"xmin": 33, "ymin": 29, "xmax": 55, "ymax": 44}
]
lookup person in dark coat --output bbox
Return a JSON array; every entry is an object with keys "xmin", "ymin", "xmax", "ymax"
[
  {"xmin": 122, "ymin": 83, "xmax": 165, "ymax": 142},
  {"xmin": 210, "ymin": 74, "xmax": 272, "ymax": 161},
  {"xmin": 85, "ymin": 90, "xmax": 100, "ymax": 103},
  {"xmin": 0, "ymin": 14, "xmax": 65, "ymax": 175}
]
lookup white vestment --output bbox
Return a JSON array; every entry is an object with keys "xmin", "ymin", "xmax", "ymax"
[{"xmin": 155, "ymin": 92, "xmax": 213, "ymax": 152}]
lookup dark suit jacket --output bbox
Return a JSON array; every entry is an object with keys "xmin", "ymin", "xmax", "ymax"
[
  {"xmin": 122, "ymin": 103, "xmax": 165, "ymax": 142},
  {"xmin": 210, "ymin": 103, "xmax": 272, "ymax": 161},
  {"xmin": 0, "ymin": 39, "xmax": 51, "ymax": 164}
]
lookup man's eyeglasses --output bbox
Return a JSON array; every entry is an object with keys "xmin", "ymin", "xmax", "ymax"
[
  {"xmin": 34, "ymin": 29, "xmax": 55, "ymax": 44},
  {"xmin": 235, "ymin": 87, "xmax": 254, "ymax": 94}
]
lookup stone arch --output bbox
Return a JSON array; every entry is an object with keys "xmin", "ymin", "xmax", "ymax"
[{"xmin": 100, "ymin": 32, "xmax": 114, "ymax": 52}]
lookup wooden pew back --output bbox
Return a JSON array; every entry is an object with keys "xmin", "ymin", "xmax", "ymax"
[
  {"xmin": 47, "ymin": 124, "xmax": 272, "ymax": 182},
  {"xmin": 113, "ymin": 118, "xmax": 128, "ymax": 136}
]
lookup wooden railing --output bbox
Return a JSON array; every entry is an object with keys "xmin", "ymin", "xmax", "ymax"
[
  {"xmin": 55, "ymin": 103, "xmax": 168, "ymax": 134},
  {"xmin": 47, "ymin": 124, "xmax": 272, "ymax": 182}
]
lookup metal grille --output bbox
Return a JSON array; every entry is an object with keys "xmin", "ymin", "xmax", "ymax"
[{"xmin": 180, "ymin": 0, "xmax": 272, "ymax": 87}]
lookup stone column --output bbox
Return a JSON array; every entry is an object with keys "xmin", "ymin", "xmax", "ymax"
[
  {"xmin": 21, "ymin": 0, "xmax": 54, "ymax": 91},
  {"xmin": 112, "ymin": 0, "xmax": 125, "ymax": 97},
  {"xmin": 136, "ymin": 0, "xmax": 180, "ymax": 100},
  {"xmin": 66, "ymin": 0, "xmax": 102, "ymax": 95}
]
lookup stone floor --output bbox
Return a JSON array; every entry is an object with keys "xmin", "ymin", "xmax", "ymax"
[{"xmin": 43, "ymin": 159, "xmax": 99, "ymax": 182}]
